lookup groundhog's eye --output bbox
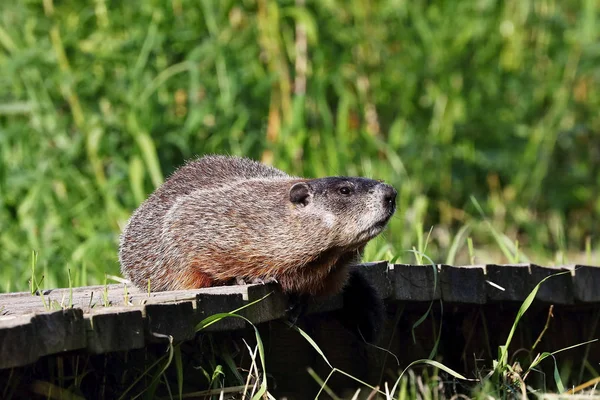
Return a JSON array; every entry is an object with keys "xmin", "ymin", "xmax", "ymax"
[{"xmin": 338, "ymin": 186, "xmax": 352, "ymax": 195}]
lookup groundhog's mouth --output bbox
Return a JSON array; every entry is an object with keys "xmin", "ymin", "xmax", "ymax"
[
  {"xmin": 372, "ymin": 217, "xmax": 392, "ymax": 232},
  {"xmin": 372, "ymin": 219, "xmax": 389, "ymax": 230},
  {"xmin": 358, "ymin": 214, "xmax": 393, "ymax": 241},
  {"xmin": 377, "ymin": 207, "xmax": 396, "ymax": 228}
]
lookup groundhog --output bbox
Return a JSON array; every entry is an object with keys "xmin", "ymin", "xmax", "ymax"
[{"xmin": 119, "ymin": 155, "xmax": 396, "ymax": 297}]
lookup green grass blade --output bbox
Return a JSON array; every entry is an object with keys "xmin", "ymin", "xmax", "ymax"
[
  {"xmin": 390, "ymin": 359, "xmax": 475, "ymax": 396},
  {"xmin": 552, "ymin": 355, "xmax": 566, "ymax": 393},
  {"xmin": 174, "ymin": 345, "xmax": 183, "ymax": 400},
  {"xmin": 428, "ymin": 300, "xmax": 443, "ymax": 360},
  {"xmin": 528, "ymin": 339, "xmax": 599, "ymax": 373},
  {"xmin": 445, "ymin": 224, "xmax": 471, "ymax": 265},
  {"xmin": 195, "ymin": 291, "xmax": 272, "ymax": 331},
  {"xmin": 286, "ymin": 323, "xmax": 332, "ymax": 369},
  {"xmin": 495, "ymin": 270, "xmax": 571, "ymax": 373}
]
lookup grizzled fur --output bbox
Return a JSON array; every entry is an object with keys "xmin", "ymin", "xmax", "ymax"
[{"xmin": 119, "ymin": 155, "xmax": 396, "ymax": 295}]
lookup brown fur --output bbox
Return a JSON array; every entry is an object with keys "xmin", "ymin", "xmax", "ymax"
[{"xmin": 119, "ymin": 155, "xmax": 396, "ymax": 296}]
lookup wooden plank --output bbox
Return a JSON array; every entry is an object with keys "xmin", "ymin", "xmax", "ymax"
[
  {"xmin": 0, "ymin": 285, "xmax": 128, "ymax": 315},
  {"xmin": 351, "ymin": 261, "xmax": 393, "ymax": 299},
  {"xmin": 1, "ymin": 261, "xmax": 596, "ymax": 369},
  {"xmin": 0, "ymin": 310, "xmax": 87, "ymax": 369},
  {"xmin": 239, "ymin": 283, "xmax": 287, "ymax": 325},
  {"xmin": 0, "ymin": 284, "xmax": 227, "ymax": 314},
  {"xmin": 85, "ymin": 307, "xmax": 145, "ymax": 353},
  {"xmin": 0, "ymin": 315, "xmax": 39, "ymax": 369},
  {"xmin": 195, "ymin": 284, "xmax": 260, "ymax": 299},
  {"xmin": 195, "ymin": 283, "xmax": 291, "ymax": 331},
  {"xmin": 440, "ymin": 265, "xmax": 486, "ymax": 304},
  {"xmin": 529, "ymin": 264, "xmax": 574, "ymax": 304},
  {"xmin": 144, "ymin": 302, "xmax": 196, "ymax": 342},
  {"xmin": 0, "ymin": 284, "xmax": 270, "ymax": 314},
  {"xmin": 75, "ymin": 284, "xmax": 199, "ymax": 309},
  {"xmin": 485, "ymin": 264, "xmax": 532, "ymax": 302},
  {"xmin": 33, "ymin": 309, "xmax": 86, "ymax": 357},
  {"xmin": 571, "ymin": 265, "xmax": 600, "ymax": 303},
  {"xmin": 0, "ymin": 292, "xmax": 58, "ymax": 315},
  {"xmin": 393, "ymin": 264, "xmax": 441, "ymax": 301},
  {"xmin": 195, "ymin": 290, "xmax": 246, "ymax": 332}
]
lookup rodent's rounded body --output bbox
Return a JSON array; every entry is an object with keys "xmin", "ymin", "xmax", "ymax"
[{"xmin": 119, "ymin": 155, "xmax": 396, "ymax": 295}]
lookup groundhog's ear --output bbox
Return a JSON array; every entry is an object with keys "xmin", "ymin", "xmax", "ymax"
[{"xmin": 289, "ymin": 182, "xmax": 312, "ymax": 206}]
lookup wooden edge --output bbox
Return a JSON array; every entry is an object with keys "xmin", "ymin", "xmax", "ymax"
[
  {"xmin": 240, "ymin": 283, "xmax": 288, "ymax": 325},
  {"xmin": 351, "ymin": 261, "xmax": 393, "ymax": 299},
  {"xmin": 195, "ymin": 292, "xmax": 247, "ymax": 332},
  {"xmin": 1, "ymin": 262, "xmax": 598, "ymax": 368},
  {"xmin": 569, "ymin": 265, "xmax": 600, "ymax": 303},
  {"xmin": 529, "ymin": 264, "xmax": 574, "ymax": 304},
  {"xmin": 392, "ymin": 264, "xmax": 441, "ymax": 301},
  {"xmin": 85, "ymin": 306, "xmax": 145, "ymax": 354},
  {"xmin": 485, "ymin": 264, "xmax": 533, "ymax": 302},
  {"xmin": 34, "ymin": 309, "xmax": 86, "ymax": 357},
  {"xmin": 0, "ymin": 314, "xmax": 39, "ymax": 369},
  {"xmin": 144, "ymin": 301, "xmax": 196, "ymax": 342},
  {"xmin": 194, "ymin": 283, "xmax": 290, "ymax": 331},
  {"xmin": 439, "ymin": 265, "xmax": 486, "ymax": 304},
  {"xmin": 0, "ymin": 309, "xmax": 88, "ymax": 369}
]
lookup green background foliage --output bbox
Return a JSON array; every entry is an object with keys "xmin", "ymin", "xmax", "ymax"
[{"xmin": 1, "ymin": 0, "xmax": 599, "ymax": 291}]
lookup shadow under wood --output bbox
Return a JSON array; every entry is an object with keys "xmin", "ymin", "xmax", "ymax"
[
  {"xmin": 1, "ymin": 301, "xmax": 598, "ymax": 399},
  {"xmin": 247, "ymin": 301, "xmax": 600, "ymax": 398}
]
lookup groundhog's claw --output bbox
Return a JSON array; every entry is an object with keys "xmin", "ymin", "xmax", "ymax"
[
  {"xmin": 234, "ymin": 276, "xmax": 278, "ymax": 286},
  {"xmin": 253, "ymin": 277, "xmax": 278, "ymax": 285},
  {"xmin": 235, "ymin": 277, "xmax": 247, "ymax": 286}
]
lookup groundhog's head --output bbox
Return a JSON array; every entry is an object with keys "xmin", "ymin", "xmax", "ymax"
[{"xmin": 289, "ymin": 177, "xmax": 397, "ymax": 247}]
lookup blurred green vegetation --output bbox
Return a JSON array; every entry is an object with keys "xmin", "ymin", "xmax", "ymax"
[{"xmin": 1, "ymin": 0, "xmax": 600, "ymax": 291}]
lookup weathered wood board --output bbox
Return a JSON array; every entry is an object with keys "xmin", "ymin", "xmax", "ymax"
[{"xmin": 0, "ymin": 262, "xmax": 598, "ymax": 369}]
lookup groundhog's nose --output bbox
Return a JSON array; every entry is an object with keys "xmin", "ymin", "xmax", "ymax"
[{"xmin": 381, "ymin": 184, "xmax": 397, "ymax": 206}]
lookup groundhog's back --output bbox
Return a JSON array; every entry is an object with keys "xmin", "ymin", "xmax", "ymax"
[{"xmin": 119, "ymin": 156, "xmax": 292, "ymax": 289}]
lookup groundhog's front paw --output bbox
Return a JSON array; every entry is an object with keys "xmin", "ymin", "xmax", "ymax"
[
  {"xmin": 235, "ymin": 277, "xmax": 246, "ymax": 286},
  {"xmin": 253, "ymin": 276, "xmax": 278, "ymax": 285},
  {"xmin": 234, "ymin": 276, "xmax": 278, "ymax": 286}
]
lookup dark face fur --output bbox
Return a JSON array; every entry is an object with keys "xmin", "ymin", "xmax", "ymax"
[{"xmin": 289, "ymin": 177, "xmax": 397, "ymax": 247}]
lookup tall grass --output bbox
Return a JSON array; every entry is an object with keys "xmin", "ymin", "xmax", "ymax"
[{"xmin": 1, "ymin": 0, "xmax": 599, "ymax": 291}]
